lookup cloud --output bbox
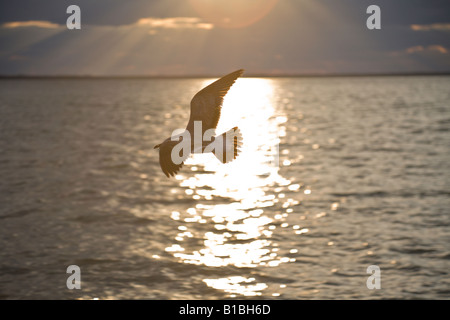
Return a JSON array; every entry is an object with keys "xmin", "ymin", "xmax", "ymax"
[
  {"xmin": 405, "ymin": 45, "xmax": 448, "ymax": 54},
  {"xmin": 133, "ymin": 17, "xmax": 213, "ymax": 30},
  {"xmin": 8, "ymin": 55, "xmax": 28, "ymax": 61},
  {"xmin": 1, "ymin": 20, "xmax": 62, "ymax": 29},
  {"xmin": 0, "ymin": 17, "xmax": 214, "ymax": 31},
  {"xmin": 410, "ymin": 23, "xmax": 450, "ymax": 31}
]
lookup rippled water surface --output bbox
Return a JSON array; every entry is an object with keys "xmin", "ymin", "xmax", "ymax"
[{"xmin": 0, "ymin": 76, "xmax": 449, "ymax": 299}]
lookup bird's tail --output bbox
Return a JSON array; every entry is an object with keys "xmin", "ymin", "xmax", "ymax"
[{"xmin": 212, "ymin": 127, "xmax": 242, "ymax": 163}]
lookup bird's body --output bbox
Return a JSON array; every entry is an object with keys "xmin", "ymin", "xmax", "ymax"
[{"xmin": 154, "ymin": 69, "xmax": 244, "ymax": 177}]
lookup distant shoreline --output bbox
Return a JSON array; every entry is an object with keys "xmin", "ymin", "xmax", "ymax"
[{"xmin": 0, "ymin": 72, "xmax": 449, "ymax": 79}]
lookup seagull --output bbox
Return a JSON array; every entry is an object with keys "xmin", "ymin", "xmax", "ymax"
[{"xmin": 154, "ymin": 69, "xmax": 244, "ymax": 177}]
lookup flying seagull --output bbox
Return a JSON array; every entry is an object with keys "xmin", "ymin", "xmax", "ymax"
[{"xmin": 154, "ymin": 69, "xmax": 244, "ymax": 177}]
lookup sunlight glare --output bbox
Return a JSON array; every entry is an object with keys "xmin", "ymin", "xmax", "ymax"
[{"xmin": 165, "ymin": 78, "xmax": 298, "ymax": 297}]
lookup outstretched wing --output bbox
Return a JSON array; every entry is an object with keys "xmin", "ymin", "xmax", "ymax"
[
  {"xmin": 158, "ymin": 140, "xmax": 187, "ymax": 178},
  {"xmin": 187, "ymin": 69, "xmax": 244, "ymax": 133}
]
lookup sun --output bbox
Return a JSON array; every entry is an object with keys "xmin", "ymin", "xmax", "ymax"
[{"xmin": 188, "ymin": 0, "xmax": 279, "ymax": 29}]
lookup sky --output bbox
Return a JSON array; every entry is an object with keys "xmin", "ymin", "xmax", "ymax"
[{"xmin": 0, "ymin": 0, "xmax": 449, "ymax": 76}]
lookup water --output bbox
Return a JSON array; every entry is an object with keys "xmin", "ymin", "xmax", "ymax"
[{"xmin": 0, "ymin": 76, "xmax": 449, "ymax": 299}]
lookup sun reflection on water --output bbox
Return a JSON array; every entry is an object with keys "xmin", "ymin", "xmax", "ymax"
[
  {"xmin": 203, "ymin": 276, "xmax": 268, "ymax": 297},
  {"xmin": 164, "ymin": 78, "xmax": 303, "ymax": 297}
]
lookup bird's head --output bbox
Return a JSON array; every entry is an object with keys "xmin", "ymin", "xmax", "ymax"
[{"xmin": 153, "ymin": 143, "xmax": 161, "ymax": 149}]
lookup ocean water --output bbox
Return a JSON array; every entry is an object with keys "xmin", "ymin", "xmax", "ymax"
[{"xmin": 0, "ymin": 76, "xmax": 449, "ymax": 299}]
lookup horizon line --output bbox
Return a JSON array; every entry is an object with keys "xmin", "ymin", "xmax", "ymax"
[{"xmin": 1, "ymin": 71, "xmax": 450, "ymax": 79}]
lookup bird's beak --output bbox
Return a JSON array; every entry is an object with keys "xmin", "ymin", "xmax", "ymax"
[{"xmin": 154, "ymin": 144, "xmax": 161, "ymax": 149}]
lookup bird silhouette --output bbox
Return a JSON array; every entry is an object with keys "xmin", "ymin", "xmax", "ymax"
[{"xmin": 154, "ymin": 69, "xmax": 244, "ymax": 177}]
